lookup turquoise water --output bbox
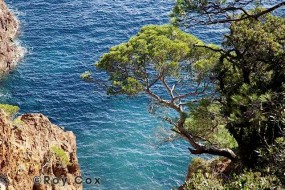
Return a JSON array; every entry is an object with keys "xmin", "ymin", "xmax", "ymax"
[{"xmin": 0, "ymin": 0, "xmax": 227, "ymax": 189}]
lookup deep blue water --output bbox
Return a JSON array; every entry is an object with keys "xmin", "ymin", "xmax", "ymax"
[{"xmin": 0, "ymin": 0, "xmax": 226, "ymax": 189}]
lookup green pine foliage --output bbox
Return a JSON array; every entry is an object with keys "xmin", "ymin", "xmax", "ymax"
[
  {"xmin": 186, "ymin": 100, "xmax": 238, "ymax": 149},
  {"xmin": 96, "ymin": 25, "xmax": 218, "ymax": 95},
  {"xmin": 215, "ymin": 10, "xmax": 285, "ymax": 166}
]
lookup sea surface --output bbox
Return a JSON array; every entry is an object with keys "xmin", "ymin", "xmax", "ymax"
[{"xmin": 1, "ymin": 0, "xmax": 229, "ymax": 189}]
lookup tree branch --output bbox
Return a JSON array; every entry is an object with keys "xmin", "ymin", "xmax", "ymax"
[
  {"xmin": 180, "ymin": 1, "xmax": 285, "ymax": 25},
  {"xmin": 161, "ymin": 77, "xmax": 175, "ymax": 101},
  {"xmin": 174, "ymin": 113, "xmax": 237, "ymax": 160},
  {"xmin": 145, "ymin": 88, "xmax": 181, "ymax": 113},
  {"xmin": 207, "ymin": 2, "xmax": 285, "ymax": 24}
]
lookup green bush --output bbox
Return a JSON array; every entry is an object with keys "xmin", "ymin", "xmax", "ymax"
[
  {"xmin": 12, "ymin": 117, "xmax": 25, "ymax": 127},
  {"xmin": 0, "ymin": 104, "xmax": 19, "ymax": 117},
  {"xmin": 184, "ymin": 158, "xmax": 227, "ymax": 190},
  {"xmin": 228, "ymin": 171, "xmax": 282, "ymax": 190},
  {"xmin": 258, "ymin": 137, "xmax": 285, "ymax": 184},
  {"xmin": 184, "ymin": 170, "xmax": 283, "ymax": 190},
  {"xmin": 184, "ymin": 158, "xmax": 284, "ymax": 190},
  {"xmin": 185, "ymin": 171, "xmax": 224, "ymax": 190},
  {"xmin": 51, "ymin": 146, "xmax": 70, "ymax": 167}
]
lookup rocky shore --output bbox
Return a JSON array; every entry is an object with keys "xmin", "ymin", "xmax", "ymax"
[
  {"xmin": 0, "ymin": 1, "xmax": 82, "ymax": 189},
  {"xmin": 0, "ymin": 110, "xmax": 82, "ymax": 190},
  {"xmin": 0, "ymin": 0, "xmax": 24, "ymax": 74}
]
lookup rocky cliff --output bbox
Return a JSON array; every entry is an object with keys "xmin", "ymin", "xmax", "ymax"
[
  {"xmin": 0, "ymin": 110, "xmax": 82, "ymax": 190},
  {"xmin": 0, "ymin": 0, "xmax": 24, "ymax": 74},
  {"xmin": 0, "ymin": 1, "xmax": 82, "ymax": 189}
]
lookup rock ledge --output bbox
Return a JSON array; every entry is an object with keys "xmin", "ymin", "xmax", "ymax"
[{"xmin": 0, "ymin": 110, "xmax": 82, "ymax": 190}]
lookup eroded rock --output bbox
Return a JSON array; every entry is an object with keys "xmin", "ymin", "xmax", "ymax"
[
  {"xmin": 0, "ymin": 0, "xmax": 25, "ymax": 74},
  {"xmin": 0, "ymin": 110, "xmax": 82, "ymax": 190}
]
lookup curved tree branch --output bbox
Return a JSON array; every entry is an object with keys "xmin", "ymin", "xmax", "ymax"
[
  {"xmin": 209, "ymin": 2, "xmax": 285, "ymax": 24},
  {"xmin": 175, "ymin": 1, "xmax": 285, "ymax": 25},
  {"xmin": 165, "ymin": 108, "xmax": 237, "ymax": 160}
]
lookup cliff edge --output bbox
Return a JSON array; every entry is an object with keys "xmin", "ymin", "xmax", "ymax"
[
  {"xmin": 0, "ymin": 110, "xmax": 82, "ymax": 190},
  {"xmin": 0, "ymin": 0, "xmax": 24, "ymax": 74},
  {"xmin": 0, "ymin": 1, "xmax": 82, "ymax": 189}
]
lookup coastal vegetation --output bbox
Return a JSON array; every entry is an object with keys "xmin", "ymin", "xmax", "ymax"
[
  {"xmin": 86, "ymin": 0, "xmax": 285, "ymax": 189},
  {"xmin": 0, "ymin": 103, "xmax": 19, "ymax": 117},
  {"xmin": 51, "ymin": 146, "xmax": 71, "ymax": 167}
]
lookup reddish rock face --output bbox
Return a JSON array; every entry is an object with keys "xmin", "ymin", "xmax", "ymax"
[
  {"xmin": 0, "ymin": 0, "xmax": 25, "ymax": 74},
  {"xmin": 0, "ymin": 110, "xmax": 82, "ymax": 190}
]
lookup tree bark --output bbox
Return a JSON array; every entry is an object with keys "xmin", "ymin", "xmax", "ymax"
[{"xmin": 176, "ymin": 112, "xmax": 237, "ymax": 160}]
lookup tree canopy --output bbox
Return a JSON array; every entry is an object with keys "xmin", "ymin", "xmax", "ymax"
[
  {"xmin": 96, "ymin": 25, "xmax": 217, "ymax": 96},
  {"xmin": 96, "ymin": 25, "xmax": 237, "ymax": 160}
]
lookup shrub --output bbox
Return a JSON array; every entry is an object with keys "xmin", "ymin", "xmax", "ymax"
[
  {"xmin": 0, "ymin": 104, "xmax": 19, "ymax": 117},
  {"xmin": 185, "ymin": 171, "xmax": 224, "ymax": 190},
  {"xmin": 184, "ymin": 158, "xmax": 228, "ymax": 190},
  {"xmin": 51, "ymin": 146, "xmax": 70, "ymax": 167},
  {"xmin": 184, "ymin": 171, "xmax": 283, "ymax": 190},
  {"xmin": 12, "ymin": 117, "xmax": 25, "ymax": 127},
  {"xmin": 228, "ymin": 171, "xmax": 282, "ymax": 190},
  {"xmin": 184, "ymin": 158, "xmax": 284, "ymax": 190}
]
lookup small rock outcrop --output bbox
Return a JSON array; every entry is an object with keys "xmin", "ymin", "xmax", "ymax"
[
  {"xmin": 0, "ymin": 0, "xmax": 24, "ymax": 74},
  {"xmin": 0, "ymin": 110, "xmax": 82, "ymax": 190}
]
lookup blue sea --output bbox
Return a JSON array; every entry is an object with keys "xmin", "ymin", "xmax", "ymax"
[{"xmin": 1, "ymin": 0, "xmax": 230, "ymax": 189}]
